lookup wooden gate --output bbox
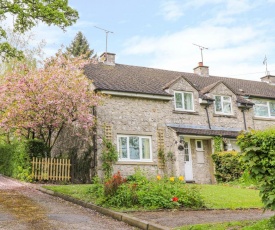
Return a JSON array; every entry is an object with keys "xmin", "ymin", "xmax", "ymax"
[{"xmin": 32, "ymin": 157, "xmax": 71, "ymax": 181}]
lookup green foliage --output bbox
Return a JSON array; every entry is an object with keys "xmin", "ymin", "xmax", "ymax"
[
  {"xmin": 25, "ymin": 139, "xmax": 50, "ymax": 158},
  {"xmin": 238, "ymin": 129, "xmax": 275, "ymax": 210},
  {"xmin": 0, "ymin": 0, "xmax": 78, "ymax": 60},
  {"xmin": 69, "ymin": 147, "xmax": 93, "ymax": 183},
  {"xmin": 101, "ymin": 138, "xmax": 118, "ymax": 179},
  {"xmin": 237, "ymin": 169, "xmax": 258, "ymax": 188},
  {"xmin": 89, "ymin": 170, "xmax": 205, "ymax": 209},
  {"xmin": 212, "ymin": 151, "xmax": 243, "ymax": 182},
  {"xmin": 213, "ymin": 136, "xmax": 223, "ymax": 153},
  {"xmin": 0, "ymin": 142, "xmax": 32, "ymax": 181},
  {"xmin": 66, "ymin": 31, "xmax": 94, "ymax": 59}
]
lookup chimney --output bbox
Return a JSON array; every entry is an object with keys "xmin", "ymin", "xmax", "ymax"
[
  {"xmin": 99, "ymin": 52, "xmax": 116, "ymax": 65},
  {"xmin": 260, "ymin": 75, "xmax": 275, "ymax": 85},
  {"xmin": 193, "ymin": 62, "xmax": 209, "ymax": 77}
]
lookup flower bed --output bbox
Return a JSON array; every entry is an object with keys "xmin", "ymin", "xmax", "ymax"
[{"xmin": 89, "ymin": 171, "xmax": 205, "ymax": 210}]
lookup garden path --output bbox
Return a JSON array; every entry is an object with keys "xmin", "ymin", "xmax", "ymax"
[{"xmin": 0, "ymin": 175, "xmax": 134, "ymax": 230}]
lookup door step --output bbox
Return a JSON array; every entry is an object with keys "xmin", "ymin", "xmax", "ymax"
[{"xmin": 185, "ymin": 180, "xmax": 195, "ymax": 183}]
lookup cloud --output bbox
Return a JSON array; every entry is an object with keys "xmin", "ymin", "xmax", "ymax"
[
  {"xmin": 205, "ymin": 0, "xmax": 259, "ymax": 26},
  {"xmin": 121, "ymin": 0, "xmax": 274, "ymax": 81},
  {"xmin": 159, "ymin": 0, "xmax": 184, "ymax": 21},
  {"xmin": 122, "ymin": 22, "xmax": 273, "ymax": 81}
]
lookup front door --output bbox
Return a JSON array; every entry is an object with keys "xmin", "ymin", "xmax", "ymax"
[{"xmin": 183, "ymin": 138, "xmax": 193, "ymax": 181}]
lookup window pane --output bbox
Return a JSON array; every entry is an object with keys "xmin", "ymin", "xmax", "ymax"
[
  {"xmin": 223, "ymin": 102, "xmax": 232, "ymax": 114},
  {"xmin": 184, "ymin": 142, "xmax": 189, "ymax": 161},
  {"xmin": 197, "ymin": 141, "xmax": 202, "ymax": 149},
  {"xmin": 215, "ymin": 96, "xmax": 222, "ymax": 112},
  {"xmin": 223, "ymin": 96, "xmax": 231, "ymax": 101},
  {"xmin": 142, "ymin": 138, "xmax": 150, "ymax": 159},
  {"xmin": 175, "ymin": 93, "xmax": 183, "ymax": 109},
  {"xmin": 270, "ymin": 102, "xmax": 275, "ymax": 117},
  {"xmin": 184, "ymin": 93, "xmax": 193, "ymax": 110},
  {"xmin": 254, "ymin": 105, "xmax": 268, "ymax": 117},
  {"xmin": 129, "ymin": 137, "xmax": 140, "ymax": 159},
  {"xmin": 255, "ymin": 100, "xmax": 267, "ymax": 105},
  {"xmin": 118, "ymin": 137, "xmax": 127, "ymax": 158}
]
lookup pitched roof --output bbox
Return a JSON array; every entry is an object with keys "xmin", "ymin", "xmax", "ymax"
[{"xmin": 84, "ymin": 62, "xmax": 275, "ymax": 99}]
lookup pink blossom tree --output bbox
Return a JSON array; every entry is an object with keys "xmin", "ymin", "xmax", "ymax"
[{"xmin": 0, "ymin": 51, "xmax": 101, "ymax": 152}]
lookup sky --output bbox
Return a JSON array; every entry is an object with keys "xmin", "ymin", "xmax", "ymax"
[{"xmin": 4, "ymin": 0, "xmax": 275, "ymax": 81}]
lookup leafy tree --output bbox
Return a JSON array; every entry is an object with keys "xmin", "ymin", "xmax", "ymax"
[
  {"xmin": 0, "ymin": 29, "xmax": 46, "ymax": 144},
  {"xmin": 66, "ymin": 31, "xmax": 94, "ymax": 59},
  {"xmin": 0, "ymin": 51, "xmax": 102, "ymax": 152},
  {"xmin": 0, "ymin": 0, "xmax": 78, "ymax": 60},
  {"xmin": 1, "ymin": 28, "xmax": 45, "ymax": 73},
  {"xmin": 238, "ymin": 129, "xmax": 275, "ymax": 210}
]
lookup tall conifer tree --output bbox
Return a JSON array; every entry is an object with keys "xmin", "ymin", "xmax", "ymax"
[{"xmin": 66, "ymin": 32, "xmax": 94, "ymax": 59}]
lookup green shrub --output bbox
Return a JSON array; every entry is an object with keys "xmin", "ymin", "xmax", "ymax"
[
  {"xmin": 25, "ymin": 139, "xmax": 50, "ymax": 158},
  {"xmin": 0, "ymin": 142, "xmax": 32, "ymax": 181},
  {"xmin": 91, "ymin": 171, "xmax": 205, "ymax": 209},
  {"xmin": 0, "ymin": 143, "xmax": 14, "ymax": 176},
  {"xmin": 212, "ymin": 151, "xmax": 243, "ymax": 182},
  {"xmin": 238, "ymin": 169, "xmax": 258, "ymax": 188},
  {"xmin": 136, "ymin": 179, "xmax": 203, "ymax": 209},
  {"xmin": 238, "ymin": 129, "xmax": 275, "ymax": 210}
]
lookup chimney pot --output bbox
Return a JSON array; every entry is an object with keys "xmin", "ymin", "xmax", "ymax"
[
  {"xmin": 100, "ymin": 52, "xmax": 116, "ymax": 65},
  {"xmin": 193, "ymin": 62, "xmax": 209, "ymax": 77}
]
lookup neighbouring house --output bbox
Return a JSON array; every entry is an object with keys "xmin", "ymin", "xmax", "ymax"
[{"xmin": 54, "ymin": 52, "xmax": 275, "ymax": 184}]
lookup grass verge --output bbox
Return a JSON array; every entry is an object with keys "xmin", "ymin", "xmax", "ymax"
[{"xmin": 175, "ymin": 218, "xmax": 274, "ymax": 230}]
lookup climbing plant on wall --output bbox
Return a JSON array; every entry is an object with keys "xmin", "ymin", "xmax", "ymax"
[
  {"xmin": 101, "ymin": 138, "xmax": 118, "ymax": 179},
  {"xmin": 213, "ymin": 136, "xmax": 223, "ymax": 153}
]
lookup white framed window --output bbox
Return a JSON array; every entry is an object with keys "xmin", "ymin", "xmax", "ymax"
[
  {"xmin": 254, "ymin": 100, "xmax": 275, "ymax": 118},
  {"xmin": 214, "ymin": 95, "xmax": 232, "ymax": 114},
  {"xmin": 174, "ymin": 91, "xmax": 194, "ymax": 111},
  {"xmin": 195, "ymin": 140, "xmax": 203, "ymax": 151},
  {"xmin": 117, "ymin": 135, "xmax": 152, "ymax": 161}
]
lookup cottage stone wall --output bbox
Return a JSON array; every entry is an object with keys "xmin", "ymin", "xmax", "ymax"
[{"xmin": 96, "ymin": 78, "xmax": 275, "ymax": 183}]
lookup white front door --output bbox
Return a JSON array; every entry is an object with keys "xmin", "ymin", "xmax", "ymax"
[{"xmin": 183, "ymin": 138, "xmax": 193, "ymax": 181}]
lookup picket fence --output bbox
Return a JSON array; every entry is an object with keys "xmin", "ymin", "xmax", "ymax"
[{"xmin": 32, "ymin": 157, "xmax": 71, "ymax": 181}]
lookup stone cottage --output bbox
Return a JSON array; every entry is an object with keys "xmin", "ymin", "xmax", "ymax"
[{"xmin": 82, "ymin": 52, "xmax": 275, "ymax": 184}]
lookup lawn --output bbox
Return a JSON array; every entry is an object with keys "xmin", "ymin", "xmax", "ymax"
[
  {"xmin": 198, "ymin": 184, "xmax": 262, "ymax": 209},
  {"xmin": 44, "ymin": 183, "xmax": 263, "ymax": 210}
]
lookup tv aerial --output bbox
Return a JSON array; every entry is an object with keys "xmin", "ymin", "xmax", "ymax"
[
  {"xmin": 193, "ymin": 43, "xmax": 208, "ymax": 64},
  {"xmin": 94, "ymin": 26, "xmax": 114, "ymax": 54}
]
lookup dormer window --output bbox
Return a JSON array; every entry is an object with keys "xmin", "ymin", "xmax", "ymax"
[
  {"xmin": 174, "ymin": 91, "xmax": 194, "ymax": 111},
  {"xmin": 214, "ymin": 95, "xmax": 232, "ymax": 114}
]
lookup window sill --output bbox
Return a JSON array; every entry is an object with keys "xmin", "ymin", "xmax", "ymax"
[
  {"xmin": 253, "ymin": 116, "xmax": 275, "ymax": 121},
  {"xmin": 213, "ymin": 114, "xmax": 236, "ymax": 118},
  {"xmin": 116, "ymin": 161, "xmax": 157, "ymax": 166},
  {"xmin": 173, "ymin": 110, "xmax": 199, "ymax": 115}
]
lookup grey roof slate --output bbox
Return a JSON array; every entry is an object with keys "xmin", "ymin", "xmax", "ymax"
[{"xmin": 84, "ymin": 62, "xmax": 275, "ymax": 99}]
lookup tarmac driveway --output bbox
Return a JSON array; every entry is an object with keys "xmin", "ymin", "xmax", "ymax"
[{"xmin": 0, "ymin": 175, "xmax": 134, "ymax": 230}]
